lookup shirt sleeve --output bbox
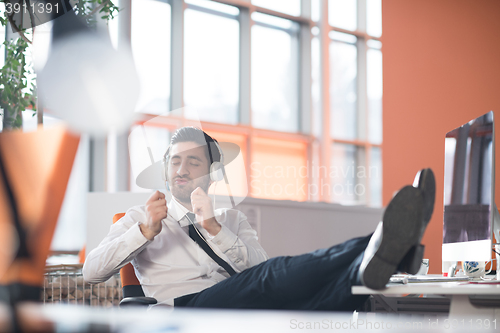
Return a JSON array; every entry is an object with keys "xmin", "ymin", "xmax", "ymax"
[
  {"xmin": 209, "ymin": 210, "xmax": 269, "ymax": 272},
  {"xmin": 82, "ymin": 206, "xmax": 151, "ymax": 284}
]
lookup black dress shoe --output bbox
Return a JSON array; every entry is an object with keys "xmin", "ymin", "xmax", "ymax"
[
  {"xmin": 359, "ymin": 185, "xmax": 424, "ymax": 290},
  {"xmin": 397, "ymin": 169, "xmax": 436, "ymax": 274}
]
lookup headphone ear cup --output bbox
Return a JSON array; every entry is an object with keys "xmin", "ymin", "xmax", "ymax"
[{"xmin": 210, "ymin": 162, "xmax": 224, "ymax": 182}]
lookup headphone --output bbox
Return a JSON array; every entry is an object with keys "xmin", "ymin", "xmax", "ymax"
[{"xmin": 161, "ymin": 136, "xmax": 225, "ymax": 185}]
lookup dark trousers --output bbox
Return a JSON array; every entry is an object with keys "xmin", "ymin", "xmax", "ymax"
[{"xmin": 175, "ymin": 234, "xmax": 371, "ymax": 311}]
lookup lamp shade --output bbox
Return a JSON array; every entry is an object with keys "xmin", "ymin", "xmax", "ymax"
[{"xmin": 37, "ymin": 10, "xmax": 139, "ymax": 136}]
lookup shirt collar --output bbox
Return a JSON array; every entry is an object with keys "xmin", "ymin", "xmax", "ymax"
[{"xmin": 167, "ymin": 196, "xmax": 193, "ymax": 227}]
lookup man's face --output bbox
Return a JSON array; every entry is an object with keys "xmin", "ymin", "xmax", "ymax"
[{"xmin": 166, "ymin": 141, "xmax": 212, "ymax": 203}]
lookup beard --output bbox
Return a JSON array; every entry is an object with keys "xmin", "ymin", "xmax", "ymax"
[{"xmin": 169, "ymin": 175, "xmax": 211, "ymax": 204}]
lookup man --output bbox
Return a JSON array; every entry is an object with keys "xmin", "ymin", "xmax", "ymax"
[{"xmin": 83, "ymin": 127, "xmax": 435, "ymax": 311}]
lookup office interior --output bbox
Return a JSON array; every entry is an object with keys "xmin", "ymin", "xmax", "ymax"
[{"xmin": 1, "ymin": 0, "xmax": 500, "ymax": 324}]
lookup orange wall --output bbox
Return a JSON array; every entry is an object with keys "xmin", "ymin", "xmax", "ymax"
[{"xmin": 383, "ymin": 0, "xmax": 500, "ymax": 273}]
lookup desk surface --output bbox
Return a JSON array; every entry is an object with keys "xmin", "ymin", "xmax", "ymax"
[{"xmin": 352, "ymin": 281, "xmax": 500, "ymax": 295}]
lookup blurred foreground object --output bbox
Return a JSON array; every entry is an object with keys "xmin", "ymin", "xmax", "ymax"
[
  {"xmin": 0, "ymin": 125, "xmax": 79, "ymax": 303},
  {"xmin": 37, "ymin": 9, "xmax": 139, "ymax": 136}
]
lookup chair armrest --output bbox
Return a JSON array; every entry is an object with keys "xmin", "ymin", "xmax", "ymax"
[{"xmin": 119, "ymin": 296, "xmax": 157, "ymax": 307}]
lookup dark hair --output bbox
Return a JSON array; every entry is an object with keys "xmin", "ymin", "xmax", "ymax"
[{"xmin": 168, "ymin": 127, "xmax": 221, "ymax": 164}]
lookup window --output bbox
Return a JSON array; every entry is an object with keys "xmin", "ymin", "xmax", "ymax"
[
  {"xmin": 128, "ymin": 124, "xmax": 171, "ymax": 193},
  {"xmin": 325, "ymin": 0, "xmax": 383, "ymax": 206},
  {"xmin": 329, "ymin": 31, "xmax": 357, "ymax": 140},
  {"xmin": 184, "ymin": 2, "xmax": 240, "ymax": 124},
  {"xmin": 109, "ymin": 0, "xmax": 383, "ymax": 207},
  {"xmin": 328, "ymin": 0, "xmax": 356, "ymax": 31},
  {"xmin": 131, "ymin": 0, "xmax": 171, "ymax": 114},
  {"xmin": 251, "ymin": 13, "xmax": 299, "ymax": 132},
  {"xmin": 250, "ymin": 137, "xmax": 308, "ymax": 201}
]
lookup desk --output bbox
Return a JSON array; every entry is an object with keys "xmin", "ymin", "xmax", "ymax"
[
  {"xmin": 2, "ymin": 304, "xmax": 499, "ymax": 332},
  {"xmin": 352, "ymin": 281, "xmax": 500, "ymax": 318}
]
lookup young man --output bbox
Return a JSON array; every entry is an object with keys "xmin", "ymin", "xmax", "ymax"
[{"xmin": 83, "ymin": 127, "xmax": 435, "ymax": 311}]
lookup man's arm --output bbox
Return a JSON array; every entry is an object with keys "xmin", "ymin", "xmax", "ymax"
[
  {"xmin": 190, "ymin": 187, "xmax": 268, "ymax": 271},
  {"xmin": 82, "ymin": 207, "xmax": 150, "ymax": 283},
  {"xmin": 83, "ymin": 191, "xmax": 168, "ymax": 283},
  {"xmin": 209, "ymin": 210, "xmax": 269, "ymax": 272}
]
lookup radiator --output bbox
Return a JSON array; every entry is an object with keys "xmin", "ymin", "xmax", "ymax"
[{"xmin": 43, "ymin": 264, "xmax": 122, "ymax": 307}]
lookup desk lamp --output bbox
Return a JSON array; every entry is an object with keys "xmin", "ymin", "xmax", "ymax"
[{"xmin": 37, "ymin": 7, "xmax": 139, "ymax": 137}]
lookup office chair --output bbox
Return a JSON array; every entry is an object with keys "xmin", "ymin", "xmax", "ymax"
[{"xmin": 113, "ymin": 213, "xmax": 157, "ymax": 307}]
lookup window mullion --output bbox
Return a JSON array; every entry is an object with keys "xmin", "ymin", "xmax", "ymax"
[
  {"xmin": 171, "ymin": 0, "xmax": 185, "ymax": 111},
  {"xmin": 301, "ymin": 0, "xmax": 312, "ymax": 18},
  {"xmin": 239, "ymin": 4, "xmax": 252, "ymax": 193},
  {"xmin": 319, "ymin": 0, "xmax": 331, "ymax": 203},
  {"xmin": 299, "ymin": 22, "xmax": 312, "ymax": 135},
  {"xmin": 239, "ymin": 6, "xmax": 251, "ymax": 126},
  {"xmin": 357, "ymin": 0, "xmax": 367, "ymax": 33},
  {"xmin": 357, "ymin": 38, "xmax": 367, "ymax": 142}
]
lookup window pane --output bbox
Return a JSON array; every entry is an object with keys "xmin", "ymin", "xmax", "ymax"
[
  {"xmin": 108, "ymin": 7, "xmax": 119, "ymax": 50},
  {"xmin": 367, "ymin": 0, "xmax": 382, "ymax": 37},
  {"xmin": 184, "ymin": 9, "xmax": 239, "ymax": 124},
  {"xmin": 129, "ymin": 125, "xmax": 171, "ymax": 192},
  {"xmin": 250, "ymin": 137, "xmax": 308, "ymax": 201},
  {"xmin": 330, "ymin": 144, "xmax": 366, "ymax": 204},
  {"xmin": 328, "ymin": 0, "xmax": 357, "ymax": 31},
  {"xmin": 252, "ymin": 0, "xmax": 300, "ymax": 17},
  {"xmin": 311, "ymin": 36, "xmax": 321, "ymax": 137},
  {"xmin": 32, "ymin": 20, "xmax": 52, "ymax": 73},
  {"xmin": 330, "ymin": 40, "xmax": 357, "ymax": 140},
  {"xmin": 367, "ymin": 48, "xmax": 383, "ymax": 144},
  {"xmin": 131, "ymin": 0, "xmax": 171, "ymax": 115},
  {"xmin": 252, "ymin": 20, "xmax": 299, "ymax": 132},
  {"xmin": 369, "ymin": 147, "xmax": 382, "ymax": 207},
  {"xmin": 311, "ymin": 0, "xmax": 321, "ymax": 22},
  {"xmin": 22, "ymin": 113, "xmax": 61, "ymax": 132}
]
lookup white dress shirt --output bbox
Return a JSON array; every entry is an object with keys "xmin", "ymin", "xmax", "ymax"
[{"xmin": 83, "ymin": 198, "xmax": 269, "ymax": 306}]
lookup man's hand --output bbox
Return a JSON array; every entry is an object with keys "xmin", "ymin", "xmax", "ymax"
[
  {"xmin": 191, "ymin": 187, "xmax": 221, "ymax": 236},
  {"xmin": 141, "ymin": 191, "xmax": 168, "ymax": 240}
]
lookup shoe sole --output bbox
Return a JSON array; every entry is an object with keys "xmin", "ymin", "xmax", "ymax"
[
  {"xmin": 399, "ymin": 169, "xmax": 436, "ymax": 274},
  {"xmin": 362, "ymin": 186, "xmax": 424, "ymax": 289},
  {"xmin": 416, "ymin": 168, "xmax": 436, "ymax": 235}
]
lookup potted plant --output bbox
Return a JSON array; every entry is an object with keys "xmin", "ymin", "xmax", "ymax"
[{"xmin": 0, "ymin": 0, "xmax": 119, "ymax": 131}]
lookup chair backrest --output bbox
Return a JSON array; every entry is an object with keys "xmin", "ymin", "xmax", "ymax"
[{"xmin": 113, "ymin": 213, "xmax": 145, "ymax": 298}]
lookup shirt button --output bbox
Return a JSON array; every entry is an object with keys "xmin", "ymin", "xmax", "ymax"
[{"xmin": 217, "ymin": 241, "xmax": 222, "ymax": 245}]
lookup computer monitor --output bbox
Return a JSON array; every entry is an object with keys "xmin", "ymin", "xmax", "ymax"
[{"xmin": 442, "ymin": 111, "xmax": 495, "ymax": 262}]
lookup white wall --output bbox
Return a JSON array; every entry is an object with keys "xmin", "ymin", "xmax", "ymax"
[
  {"xmin": 87, "ymin": 192, "xmax": 383, "ymax": 258},
  {"xmin": 235, "ymin": 197, "xmax": 382, "ymax": 258},
  {"xmin": 87, "ymin": 192, "xmax": 151, "ymax": 256}
]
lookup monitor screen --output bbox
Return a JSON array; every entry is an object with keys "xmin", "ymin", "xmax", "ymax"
[{"xmin": 442, "ymin": 111, "xmax": 494, "ymax": 261}]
